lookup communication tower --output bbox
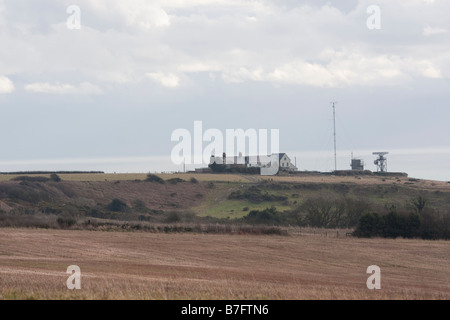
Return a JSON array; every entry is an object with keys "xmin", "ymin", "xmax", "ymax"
[{"xmin": 373, "ymin": 152, "xmax": 388, "ymax": 172}]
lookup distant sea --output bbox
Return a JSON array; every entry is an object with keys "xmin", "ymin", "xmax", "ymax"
[{"xmin": 1, "ymin": 147, "xmax": 449, "ymax": 182}]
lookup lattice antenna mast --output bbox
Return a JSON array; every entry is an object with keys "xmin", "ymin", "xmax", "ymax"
[
  {"xmin": 373, "ymin": 152, "xmax": 389, "ymax": 172},
  {"xmin": 331, "ymin": 102, "xmax": 338, "ymax": 172}
]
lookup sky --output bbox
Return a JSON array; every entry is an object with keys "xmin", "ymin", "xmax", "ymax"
[{"xmin": 0, "ymin": 0, "xmax": 449, "ymax": 181}]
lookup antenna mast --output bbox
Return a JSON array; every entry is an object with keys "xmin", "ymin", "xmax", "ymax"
[
  {"xmin": 331, "ymin": 101, "xmax": 337, "ymax": 172},
  {"xmin": 373, "ymin": 152, "xmax": 389, "ymax": 172}
]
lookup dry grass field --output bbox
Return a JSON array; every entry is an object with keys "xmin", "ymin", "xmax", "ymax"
[{"xmin": 0, "ymin": 228, "xmax": 448, "ymax": 300}]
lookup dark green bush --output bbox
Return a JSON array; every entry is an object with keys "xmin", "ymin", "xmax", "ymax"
[
  {"xmin": 354, "ymin": 211, "xmax": 424, "ymax": 239},
  {"xmin": 50, "ymin": 173, "xmax": 61, "ymax": 182},
  {"xmin": 57, "ymin": 215, "xmax": 77, "ymax": 228},
  {"xmin": 244, "ymin": 206, "xmax": 280, "ymax": 224},
  {"xmin": 208, "ymin": 163, "xmax": 260, "ymax": 174},
  {"xmin": 132, "ymin": 199, "xmax": 148, "ymax": 212},
  {"xmin": 145, "ymin": 173, "xmax": 165, "ymax": 184},
  {"xmin": 168, "ymin": 178, "xmax": 185, "ymax": 184},
  {"xmin": 138, "ymin": 214, "xmax": 151, "ymax": 221},
  {"xmin": 165, "ymin": 211, "xmax": 181, "ymax": 223},
  {"xmin": 190, "ymin": 177, "xmax": 199, "ymax": 184},
  {"xmin": 353, "ymin": 212, "xmax": 385, "ymax": 238},
  {"xmin": 107, "ymin": 198, "xmax": 129, "ymax": 212}
]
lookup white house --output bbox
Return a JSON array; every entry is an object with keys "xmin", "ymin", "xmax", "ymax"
[
  {"xmin": 209, "ymin": 152, "xmax": 297, "ymax": 172},
  {"xmin": 278, "ymin": 153, "xmax": 297, "ymax": 171}
]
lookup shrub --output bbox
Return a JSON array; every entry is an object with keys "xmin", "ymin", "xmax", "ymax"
[
  {"xmin": 11, "ymin": 176, "xmax": 50, "ymax": 183},
  {"xmin": 165, "ymin": 211, "xmax": 181, "ymax": 223},
  {"xmin": 107, "ymin": 198, "xmax": 128, "ymax": 212},
  {"xmin": 344, "ymin": 198, "xmax": 371, "ymax": 228},
  {"xmin": 57, "ymin": 215, "xmax": 77, "ymax": 228},
  {"xmin": 404, "ymin": 213, "xmax": 421, "ymax": 238},
  {"xmin": 168, "ymin": 178, "xmax": 185, "ymax": 185},
  {"xmin": 412, "ymin": 196, "xmax": 427, "ymax": 214},
  {"xmin": 0, "ymin": 184, "xmax": 49, "ymax": 204},
  {"xmin": 208, "ymin": 162, "xmax": 224, "ymax": 173},
  {"xmin": 50, "ymin": 173, "xmax": 61, "ymax": 182},
  {"xmin": 132, "ymin": 199, "xmax": 147, "ymax": 212},
  {"xmin": 383, "ymin": 211, "xmax": 404, "ymax": 238},
  {"xmin": 244, "ymin": 206, "xmax": 281, "ymax": 225},
  {"xmin": 190, "ymin": 177, "xmax": 199, "ymax": 184},
  {"xmin": 138, "ymin": 215, "xmax": 151, "ymax": 222},
  {"xmin": 145, "ymin": 173, "xmax": 165, "ymax": 184},
  {"xmin": 149, "ymin": 209, "xmax": 164, "ymax": 215},
  {"xmin": 0, "ymin": 213, "xmax": 56, "ymax": 228},
  {"xmin": 354, "ymin": 211, "xmax": 422, "ymax": 238},
  {"xmin": 39, "ymin": 202, "xmax": 63, "ymax": 215},
  {"xmin": 353, "ymin": 212, "xmax": 385, "ymax": 238},
  {"xmin": 301, "ymin": 196, "xmax": 346, "ymax": 228},
  {"xmin": 420, "ymin": 210, "xmax": 450, "ymax": 240}
]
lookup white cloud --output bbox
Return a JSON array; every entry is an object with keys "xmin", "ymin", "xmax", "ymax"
[
  {"xmin": 220, "ymin": 52, "xmax": 442, "ymax": 87},
  {"xmin": 0, "ymin": 0, "xmax": 5, "ymax": 29},
  {"xmin": 408, "ymin": 59, "xmax": 442, "ymax": 78},
  {"xmin": 423, "ymin": 24, "xmax": 449, "ymax": 36},
  {"xmin": 25, "ymin": 82, "xmax": 102, "ymax": 95},
  {"xmin": 1, "ymin": 0, "xmax": 450, "ymax": 181},
  {"xmin": 0, "ymin": 0, "xmax": 449, "ymax": 90},
  {"xmin": 145, "ymin": 72, "xmax": 180, "ymax": 87},
  {"xmin": 178, "ymin": 62, "xmax": 220, "ymax": 73},
  {"xmin": 0, "ymin": 75, "xmax": 15, "ymax": 94},
  {"xmin": 86, "ymin": 0, "xmax": 170, "ymax": 30}
]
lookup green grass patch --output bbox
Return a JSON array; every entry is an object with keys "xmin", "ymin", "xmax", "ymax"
[{"xmin": 199, "ymin": 200, "xmax": 291, "ymax": 219}]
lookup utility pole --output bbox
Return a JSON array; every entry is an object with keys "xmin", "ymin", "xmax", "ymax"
[{"xmin": 331, "ymin": 102, "xmax": 337, "ymax": 172}]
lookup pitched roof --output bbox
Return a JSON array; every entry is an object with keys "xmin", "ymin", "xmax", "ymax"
[{"xmin": 278, "ymin": 153, "xmax": 286, "ymax": 160}]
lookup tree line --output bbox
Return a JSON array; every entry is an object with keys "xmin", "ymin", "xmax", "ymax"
[{"xmin": 242, "ymin": 195, "xmax": 450, "ymax": 240}]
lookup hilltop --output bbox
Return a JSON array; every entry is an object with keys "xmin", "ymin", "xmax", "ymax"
[{"xmin": 0, "ymin": 172, "xmax": 449, "ymax": 236}]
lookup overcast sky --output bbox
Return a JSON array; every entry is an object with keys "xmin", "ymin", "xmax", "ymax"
[{"xmin": 0, "ymin": 0, "xmax": 449, "ymax": 180}]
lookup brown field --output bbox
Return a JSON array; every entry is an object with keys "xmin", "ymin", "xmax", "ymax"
[{"xmin": 0, "ymin": 228, "xmax": 448, "ymax": 300}]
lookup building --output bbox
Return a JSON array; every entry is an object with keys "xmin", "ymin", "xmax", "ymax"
[
  {"xmin": 209, "ymin": 152, "xmax": 298, "ymax": 172},
  {"xmin": 278, "ymin": 153, "xmax": 297, "ymax": 171},
  {"xmin": 351, "ymin": 158, "xmax": 364, "ymax": 171}
]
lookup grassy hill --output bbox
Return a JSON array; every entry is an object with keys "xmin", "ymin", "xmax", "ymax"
[{"xmin": 0, "ymin": 172, "xmax": 449, "ymax": 237}]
